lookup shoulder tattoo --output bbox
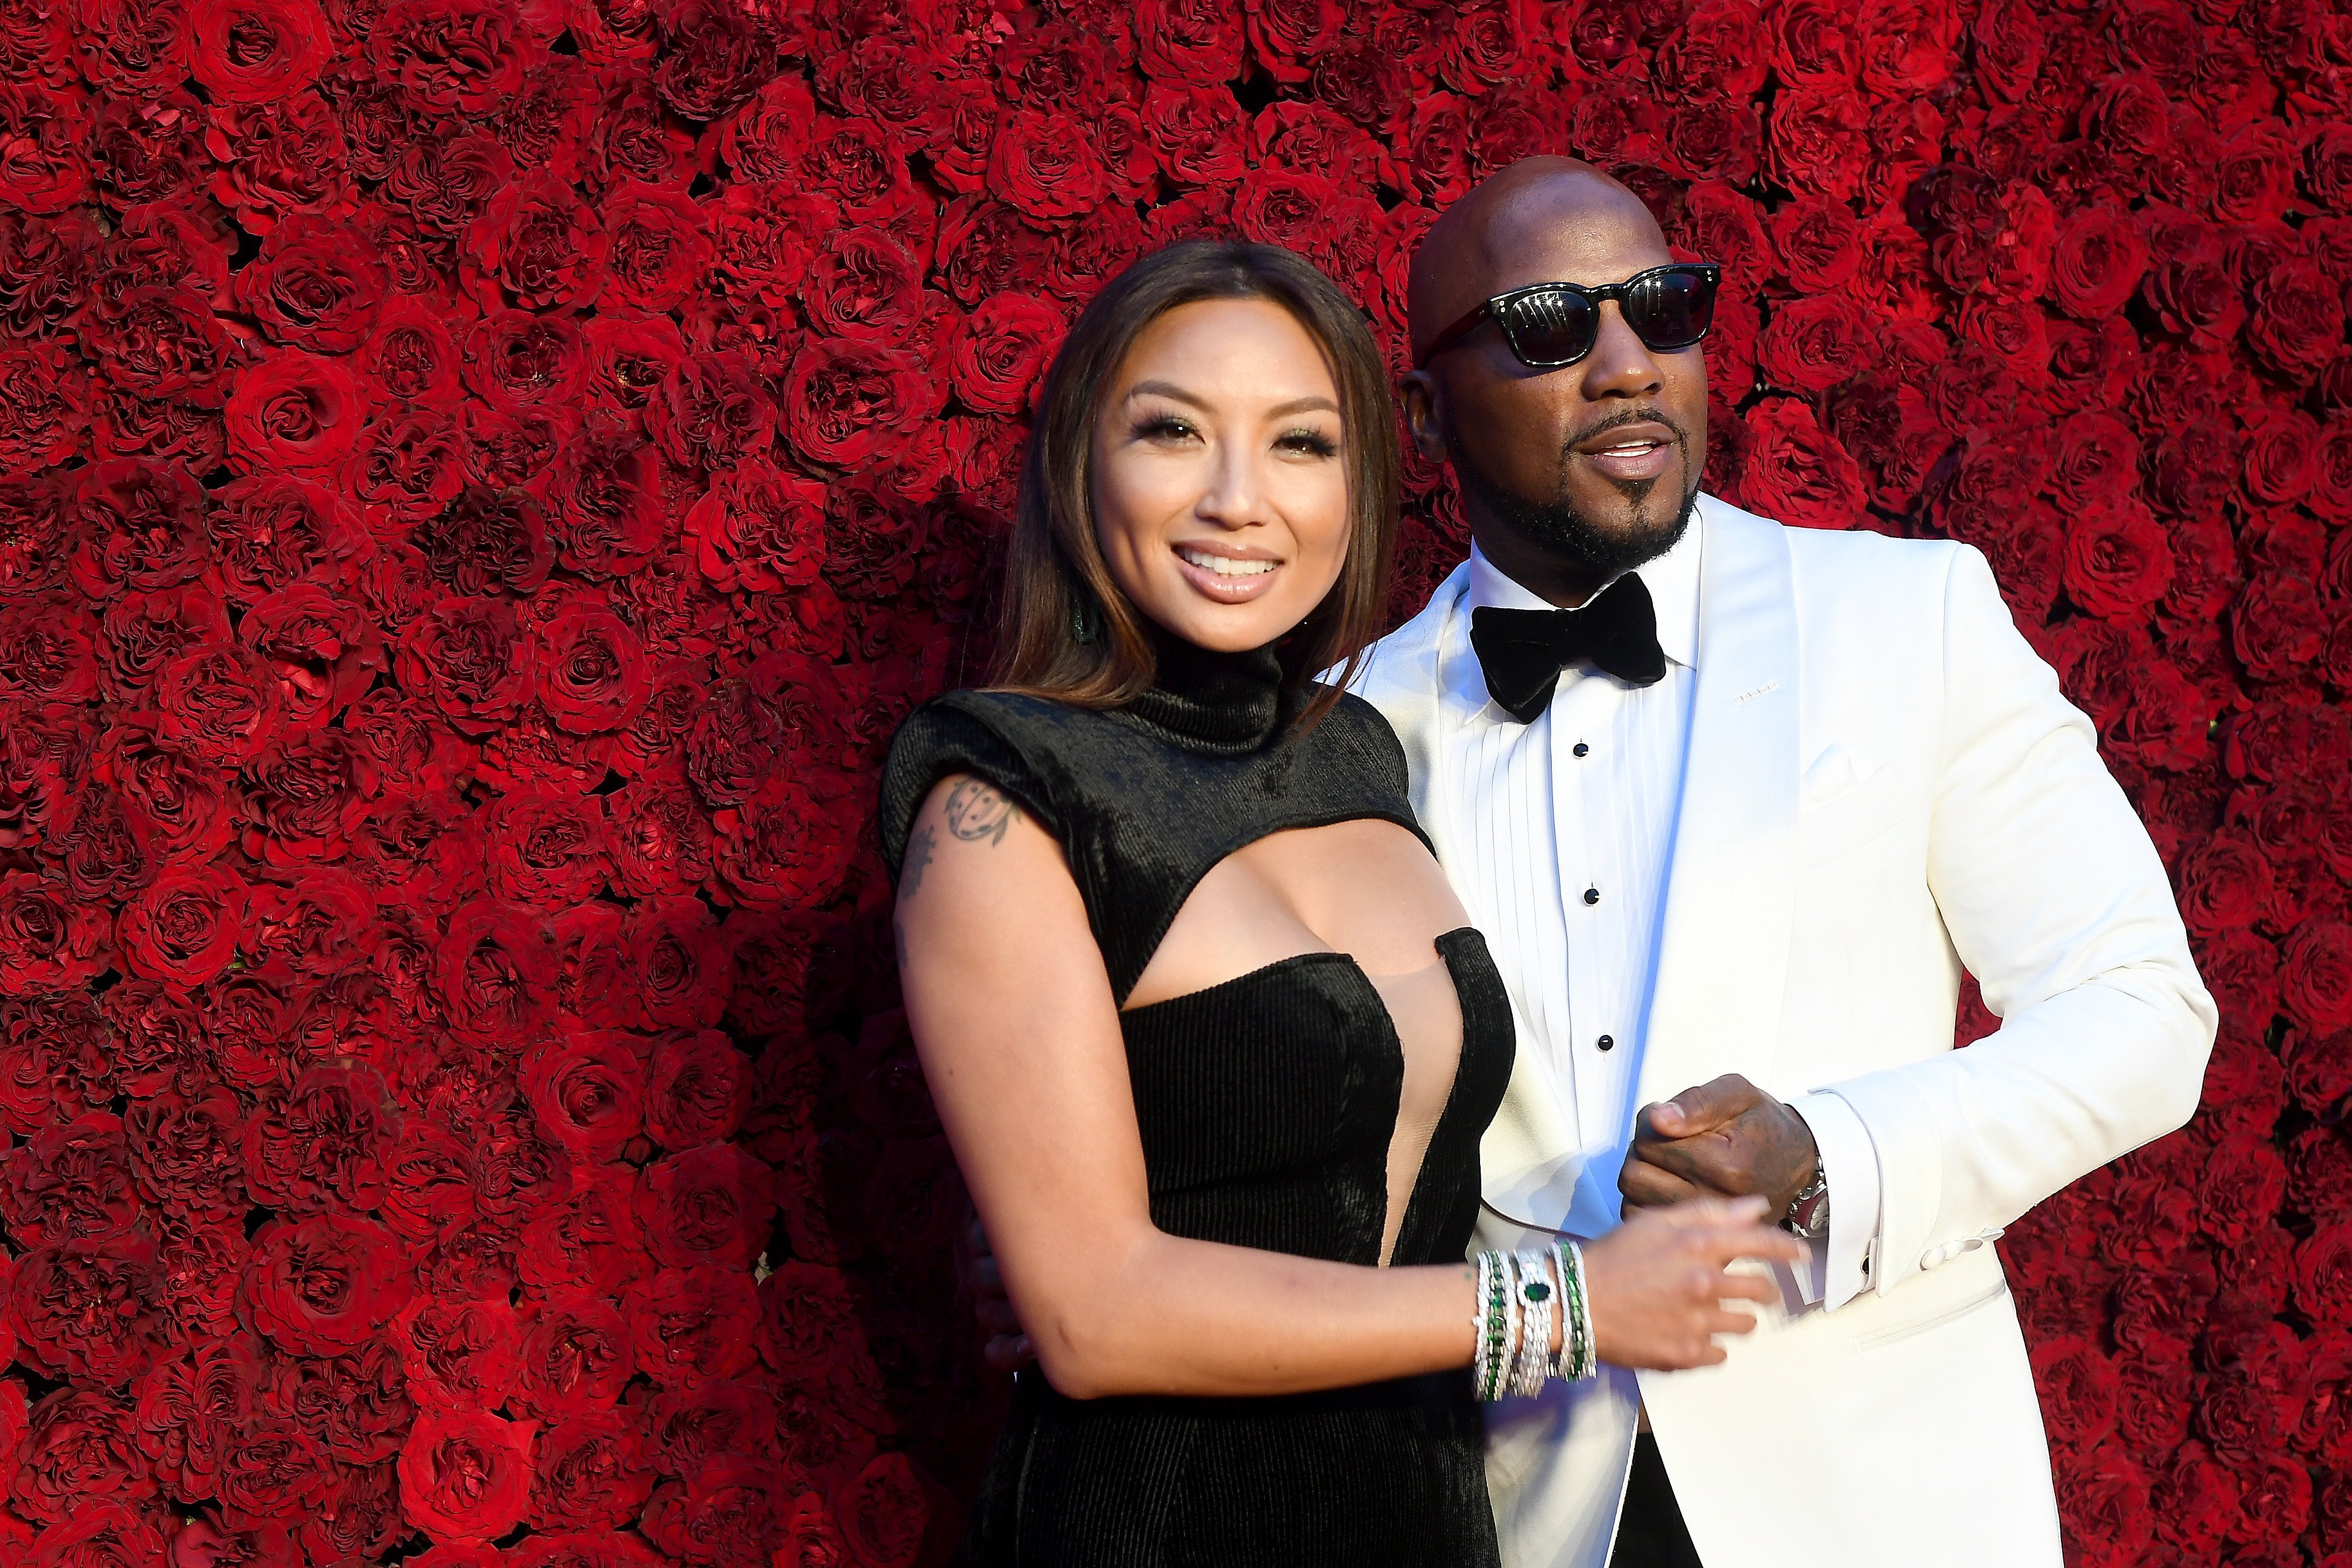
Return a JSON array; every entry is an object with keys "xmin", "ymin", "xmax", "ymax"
[
  {"xmin": 943, "ymin": 778, "xmax": 1020, "ymax": 845},
  {"xmin": 901, "ymin": 823, "xmax": 937, "ymax": 897}
]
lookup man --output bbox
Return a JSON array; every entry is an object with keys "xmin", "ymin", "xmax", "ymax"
[{"xmin": 1355, "ymin": 156, "xmax": 2214, "ymax": 1566}]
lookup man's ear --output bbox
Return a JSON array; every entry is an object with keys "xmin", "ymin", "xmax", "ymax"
[{"xmin": 1399, "ymin": 370, "xmax": 1449, "ymax": 464}]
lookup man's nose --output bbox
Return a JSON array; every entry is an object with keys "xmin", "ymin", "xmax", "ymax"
[{"xmin": 1577, "ymin": 302, "xmax": 1665, "ymax": 399}]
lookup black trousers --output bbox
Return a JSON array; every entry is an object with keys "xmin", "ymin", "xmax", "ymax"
[{"xmin": 1608, "ymin": 1432, "xmax": 1704, "ymax": 1568}]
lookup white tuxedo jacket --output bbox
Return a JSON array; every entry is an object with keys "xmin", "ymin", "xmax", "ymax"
[{"xmin": 1352, "ymin": 495, "xmax": 2216, "ymax": 1568}]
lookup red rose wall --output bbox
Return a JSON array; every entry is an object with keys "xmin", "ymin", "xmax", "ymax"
[{"xmin": 0, "ymin": 0, "xmax": 2347, "ymax": 1562}]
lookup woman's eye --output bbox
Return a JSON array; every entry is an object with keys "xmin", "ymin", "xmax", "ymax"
[
  {"xmin": 1278, "ymin": 429, "xmax": 1340, "ymax": 458},
  {"xmin": 1132, "ymin": 415, "xmax": 1196, "ymax": 443}
]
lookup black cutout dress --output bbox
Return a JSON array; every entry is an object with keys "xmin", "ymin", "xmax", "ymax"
[{"xmin": 880, "ymin": 638, "xmax": 1515, "ymax": 1568}]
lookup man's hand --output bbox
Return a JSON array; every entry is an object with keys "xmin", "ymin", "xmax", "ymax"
[
  {"xmin": 966, "ymin": 1215, "xmax": 1037, "ymax": 1372},
  {"xmin": 1618, "ymin": 1074, "xmax": 1819, "ymax": 1222}
]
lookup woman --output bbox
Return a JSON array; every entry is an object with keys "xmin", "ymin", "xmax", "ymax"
[{"xmin": 881, "ymin": 241, "xmax": 1798, "ymax": 1566}]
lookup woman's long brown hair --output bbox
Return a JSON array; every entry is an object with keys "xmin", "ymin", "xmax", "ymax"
[{"xmin": 992, "ymin": 240, "xmax": 1399, "ymax": 731}]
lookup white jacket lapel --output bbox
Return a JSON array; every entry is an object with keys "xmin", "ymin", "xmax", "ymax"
[{"xmin": 1635, "ymin": 498, "xmax": 1801, "ymax": 1109}]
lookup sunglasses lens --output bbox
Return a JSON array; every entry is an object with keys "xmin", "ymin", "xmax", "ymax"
[
  {"xmin": 1627, "ymin": 268, "xmax": 1717, "ymax": 351},
  {"xmin": 1499, "ymin": 289, "xmax": 1599, "ymax": 366}
]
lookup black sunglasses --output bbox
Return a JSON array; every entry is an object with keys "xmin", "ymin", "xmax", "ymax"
[{"xmin": 1418, "ymin": 263, "xmax": 1722, "ymax": 370}]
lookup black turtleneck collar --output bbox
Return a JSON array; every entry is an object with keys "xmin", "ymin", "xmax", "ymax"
[{"xmin": 1121, "ymin": 626, "xmax": 1296, "ymax": 755}]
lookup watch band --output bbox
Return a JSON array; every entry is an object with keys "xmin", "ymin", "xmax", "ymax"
[{"xmin": 1785, "ymin": 1166, "xmax": 1830, "ymax": 1240}]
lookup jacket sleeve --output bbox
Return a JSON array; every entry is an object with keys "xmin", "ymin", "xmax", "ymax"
[{"xmin": 1819, "ymin": 543, "xmax": 2217, "ymax": 1298}]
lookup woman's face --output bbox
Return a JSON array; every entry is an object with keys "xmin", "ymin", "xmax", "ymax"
[{"xmin": 1089, "ymin": 298, "xmax": 1353, "ymax": 654}]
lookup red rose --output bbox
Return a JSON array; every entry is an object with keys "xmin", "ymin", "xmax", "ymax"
[
  {"xmin": 1735, "ymin": 397, "xmax": 1865, "ymax": 530},
  {"xmin": 465, "ymin": 171, "xmax": 611, "ymax": 315},
  {"xmin": 391, "ymin": 1293, "xmax": 522, "ymax": 1411},
  {"xmin": 22, "ymin": 1502, "xmax": 164, "ymax": 1567},
  {"xmin": 0, "ymin": 871, "xmax": 112, "ymax": 993},
  {"xmin": 522, "ymin": 1029, "xmax": 646, "ymax": 1161},
  {"xmin": 2062, "ymin": 499, "xmax": 2174, "ymax": 621},
  {"xmin": 646, "ymin": 1379, "xmax": 777, "ymax": 1477},
  {"xmin": 2049, "ymin": 205, "xmax": 2148, "ymax": 320},
  {"xmin": 460, "ymin": 309, "xmax": 588, "ymax": 412},
  {"xmin": 982, "ymin": 107, "xmax": 1110, "ymax": 224},
  {"xmin": 834, "ymin": 1452, "xmax": 937, "ymax": 1568},
  {"xmin": 646, "ymin": 1028, "xmax": 750, "ymax": 1147},
  {"xmin": 359, "ymin": 297, "xmax": 464, "ymax": 404},
  {"xmin": 117, "ymin": 863, "xmax": 249, "ymax": 991},
  {"xmin": 0, "ymin": 1110, "xmax": 138, "ymax": 1247},
  {"xmin": 2284, "ymin": 923, "xmax": 2352, "ymax": 1034},
  {"xmin": 687, "ymin": 459, "xmax": 828, "ymax": 594},
  {"xmin": 10, "ymin": 1234, "xmax": 165, "ymax": 1382},
  {"xmin": 1136, "ymin": 0, "xmax": 1243, "ymax": 83},
  {"xmin": 531, "ymin": 1407, "xmax": 654, "ymax": 1531},
  {"xmin": 2246, "ymin": 260, "xmax": 2347, "ymax": 382},
  {"xmin": 240, "ymin": 1063, "xmax": 397, "ymax": 1212},
  {"xmin": 649, "ymin": 348, "xmax": 776, "ymax": 472},
  {"xmin": 519, "ymin": 1163, "xmax": 649, "ymax": 1294},
  {"xmin": 236, "ymin": 583, "xmax": 380, "ymax": 731},
  {"xmin": 242, "ymin": 1212, "xmax": 414, "ymax": 1355},
  {"xmin": 401, "ymin": 1409, "xmax": 539, "ymax": 1544},
  {"xmin": 623, "ymin": 1265, "xmax": 760, "ymax": 1386},
  {"xmin": 10, "ymin": 1387, "xmax": 155, "ymax": 1524},
  {"xmin": 484, "ymin": 786, "xmax": 610, "ymax": 910},
  {"xmin": 185, "ymin": 0, "xmax": 327, "ymax": 100},
  {"xmin": 2150, "ymin": 1441, "xmax": 2240, "ymax": 1557},
  {"xmin": 510, "ymin": 1529, "xmax": 670, "ymax": 1568},
  {"xmin": 370, "ymin": 0, "xmax": 536, "ymax": 113},
  {"xmin": 2053, "ymin": 1444, "xmax": 2153, "ymax": 1568},
  {"xmin": 947, "ymin": 291, "xmax": 1063, "ymax": 416},
  {"xmin": 1755, "ymin": 294, "xmax": 1874, "ymax": 394},
  {"xmin": 0, "ymin": 86, "xmax": 90, "ymax": 216},
  {"xmin": 707, "ymin": 183, "xmax": 838, "ymax": 309},
  {"xmin": 82, "ymin": 284, "xmax": 233, "ymax": 403},
  {"xmin": 599, "ymin": 179, "xmax": 713, "ymax": 313},
  {"xmin": 642, "ymin": 1455, "xmax": 797, "ymax": 1567},
  {"xmin": 0, "ymin": 339, "xmax": 88, "ymax": 472},
  {"xmin": 2242, "ymin": 406, "xmax": 2319, "ymax": 505},
  {"xmin": 512, "ymin": 1289, "xmax": 635, "ymax": 1419},
  {"xmin": 125, "ymin": 1089, "xmax": 247, "ymax": 1221},
  {"xmin": 782, "ymin": 338, "xmax": 937, "ymax": 469},
  {"xmin": 396, "ymin": 596, "xmax": 536, "ymax": 732},
  {"xmin": 223, "ymin": 351, "xmax": 365, "ymax": 478},
  {"xmin": 2175, "ymin": 830, "xmax": 2274, "ymax": 937},
  {"xmin": 636, "ymin": 1141, "xmax": 776, "ymax": 1271},
  {"xmin": 234, "ymin": 214, "xmax": 386, "ymax": 355},
  {"xmin": 537, "ymin": 411, "xmax": 667, "ymax": 578}
]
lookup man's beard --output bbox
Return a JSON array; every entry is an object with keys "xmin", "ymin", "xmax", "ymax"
[{"xmin": 1449, "ymin": 415, "xmax": 1700, "ymax": 578}]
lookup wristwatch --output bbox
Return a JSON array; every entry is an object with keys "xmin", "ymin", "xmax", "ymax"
[{"xmin": 1784, "ymin": 1165, "xmax": 1831, "ymax": 1240}]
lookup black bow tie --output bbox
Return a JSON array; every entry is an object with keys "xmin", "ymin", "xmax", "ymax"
[{"xmin": 1470, "ymin": 574, "xmax": 1668, "ymax": 723}]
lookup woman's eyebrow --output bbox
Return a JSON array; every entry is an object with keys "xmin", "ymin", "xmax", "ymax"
[{"xmin": 1125, "ymin": 380, "xmax": 1339, "ymax": 420}]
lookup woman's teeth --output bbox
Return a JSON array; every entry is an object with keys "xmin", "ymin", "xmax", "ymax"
[{"xmin": 1179, "ymin": 548, "xmax": 1276, "ymax": 577}]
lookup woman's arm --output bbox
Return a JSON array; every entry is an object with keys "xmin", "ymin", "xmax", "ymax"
[{"xmin": 896, "ymin": 772, "xmax": 1799, "ymax": 1400}]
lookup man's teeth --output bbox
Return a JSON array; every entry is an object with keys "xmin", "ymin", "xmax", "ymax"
[
  {"xmin": 1599, "ymin": 440, "xmax": 1664, "ymax": 454},
  {"xmin": 1179, "ymin": 548, "xmax": 1276, "ymax": 577}
]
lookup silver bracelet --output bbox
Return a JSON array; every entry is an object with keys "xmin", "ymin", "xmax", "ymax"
[{"xmin": 1511, "ymin": 1248, "xmax": 1556, "ymax": 1398}]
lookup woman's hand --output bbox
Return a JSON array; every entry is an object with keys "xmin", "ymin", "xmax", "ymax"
[{"xmin": 1578, "ymin": 1195, "xmax": 1806, "ymax": 1370}]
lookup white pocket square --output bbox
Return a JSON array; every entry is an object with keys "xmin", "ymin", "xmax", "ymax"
[{"xmin": 1799, "ymin": 741, "xmax": 1878, "ymax": 809}]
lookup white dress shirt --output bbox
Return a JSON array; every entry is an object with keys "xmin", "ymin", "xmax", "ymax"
[{"xmin": 1437, "ymin": 514, "xmax": 1880, "ymax": 1304}]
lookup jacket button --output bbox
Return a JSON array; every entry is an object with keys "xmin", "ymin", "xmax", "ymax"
[
  {"xmin": 1573, "ymin": 741, "xmax": 1591, "ymax": 757},
  {"xmin": 1583, "ymin": 887, "xmax": 1600, "ymax": 905},
  {"xmin": 1597, "ymin": 1035, "xmax": 1614, "ymax": 1051}
]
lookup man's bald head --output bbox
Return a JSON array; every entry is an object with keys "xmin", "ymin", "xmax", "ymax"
[
  {"xmin": 1397, "ymin": 156, "xmax": 1706, "ymax": 608},
  {"xmin": 1407, "ymin": 158, "xmax": 1671, "ymax": 366}
]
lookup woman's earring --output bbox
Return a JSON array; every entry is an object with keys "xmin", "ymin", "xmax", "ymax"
[{"xmin": 1071, "ymin": 592, "xmax": 1098, "ymax": 645}]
